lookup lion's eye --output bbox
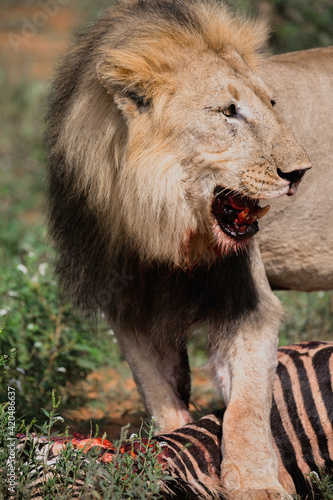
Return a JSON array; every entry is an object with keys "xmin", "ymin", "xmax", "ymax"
[
  {"xmin": 204, "ymin": 104, "xmax": 238, "ymax": 117},
  {"xmin": 270, "ymin": 99, "xmax": 276, "ymax": 107},
  {"xmin": 222, "ymin": 103, "xmax": 237, "ymax": 118}
]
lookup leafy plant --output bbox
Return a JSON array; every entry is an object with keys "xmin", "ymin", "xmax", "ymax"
[
  {"xmin": 0, "ymin": 248, "xmax": 123, "ymax": 421},
  {"xmin": 309, "ymin": 471, "xmax": 333, "ymax": 499},
  {"xmin": 0, "ymin": 387, "xmax": 168, "ymax": 500},
  {"xmin": 228, "ymin": 0, "xmax": 333, "ymax": 53}
]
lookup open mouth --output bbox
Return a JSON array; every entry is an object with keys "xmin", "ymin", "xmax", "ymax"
[{"xmin": 211, "ymin": 187, "xmax": 270, "ymax": 240}]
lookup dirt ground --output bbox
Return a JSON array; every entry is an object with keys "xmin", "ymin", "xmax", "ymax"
[
  {"xmin": 1, "ymin": 6, "xmax": 85, "ymax": 82},
  {"xmin": 65, "ymin": 365, "xmax": 220, "ymax": 439}
]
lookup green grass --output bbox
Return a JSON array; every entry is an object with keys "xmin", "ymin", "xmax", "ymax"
[
  {"xmin": 0, "ymin": 381, "xmax": 332, "ymax": 499},
  {"xmin": 0, "ymin": 384, "xmax": 169, "ymax": 499},
  {"xmin": 277, "ymin": 290, "xmax": 333, "ymax": 346}
]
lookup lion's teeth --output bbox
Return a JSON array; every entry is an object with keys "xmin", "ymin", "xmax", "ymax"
[{"xmin": 256, "ymin": 205, "xmax": 270, "ymax": 219}]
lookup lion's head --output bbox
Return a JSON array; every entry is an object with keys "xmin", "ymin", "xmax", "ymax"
[{"xmin": 46, "ymin": 0, "xmax": 310, "ymax": 304}]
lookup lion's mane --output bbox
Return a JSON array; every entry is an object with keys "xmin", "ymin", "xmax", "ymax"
[{"xmin": 45, "ymin": 0, "xmax": 267, "ymax": 311}]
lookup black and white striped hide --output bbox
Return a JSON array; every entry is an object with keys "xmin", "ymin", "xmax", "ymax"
[{"xmin": 157, "ymin": 341, "xmax": 333, "ymax": 499}]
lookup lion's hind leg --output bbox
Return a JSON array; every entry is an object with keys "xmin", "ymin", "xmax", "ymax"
[{"xmin": 112, "ymin": 325, "xmax": 193, "ymax": 433}]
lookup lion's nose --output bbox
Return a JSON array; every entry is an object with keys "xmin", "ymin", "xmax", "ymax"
[{"xmin": 277, "ymin": 166, "xmax": 311, "ymax": 196}]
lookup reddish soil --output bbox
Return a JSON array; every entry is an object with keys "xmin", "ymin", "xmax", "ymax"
[
  {"xmin": 1, "ymin": 6, "xmax": 86, "ymax": 82},
  {"xmin": 65, "ymin": 364, "xmax": 220, "ymax": 440}
]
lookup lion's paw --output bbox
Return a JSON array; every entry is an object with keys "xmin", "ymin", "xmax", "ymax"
[
  {"xmin": 225, "ymin": 489, "xmax": 293, "ymax": 500},
  {"xmin": 221, "ymin": 463, "xmax": 292, "ymax": 500}
]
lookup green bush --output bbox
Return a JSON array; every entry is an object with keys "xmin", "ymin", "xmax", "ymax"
[
  {"xmin": 229, "ymin": 0, "xmax": 333, "ymax": 53},
  {"xmin": 0, "ymin": 244, "xmax": 122, "ymax": 420}
]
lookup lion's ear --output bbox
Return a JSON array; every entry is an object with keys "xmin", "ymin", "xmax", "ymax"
[
  {"xmin": 96, "ymin": 59, "xmax": 137, "ymax": 92},
  {"xmin": 96, "ymin": 54, "xmax": 153, "ymax": 117}
]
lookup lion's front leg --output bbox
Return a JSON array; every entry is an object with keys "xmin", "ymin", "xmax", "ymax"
[
  {"xmin": 213, "ymin": 323, "xmax": 289, "ymax": 498},
  {"xmin": 112, "ymin": 324, "xmax": 193, "ymax": 433},
  {"xmin": 210, "ymin": 244, "xmax": 290, "ymax": 499}
]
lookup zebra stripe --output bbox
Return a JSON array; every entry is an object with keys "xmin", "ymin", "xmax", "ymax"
[
  {"xmin": 276, "ymin": 352, "xmax": 325, "ymax": 466},
  {"xmin": 273, "ymin": 342, "xmax": 333, "ymax": 497},
  {"xmin": 159, "ymin": 341, "xmax": 333, "ymax": 499}
]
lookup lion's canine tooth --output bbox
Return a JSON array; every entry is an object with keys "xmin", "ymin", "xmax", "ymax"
[{"xmin": 257, "ymin": 205, "xmax": 270, "ymax": 219}]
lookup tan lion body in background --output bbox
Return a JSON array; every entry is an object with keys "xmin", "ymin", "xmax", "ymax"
[
  {"xmin": 260, "ymin": 47, "xmax": 333, "ymax": 291},
  {"xmin": 45, "ymin": 1, "xmax": 332, "ymax": 498}
]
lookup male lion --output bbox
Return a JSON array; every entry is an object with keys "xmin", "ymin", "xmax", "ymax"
[{"xmin": 45, "ymin": 1, "xmax": 311, "ymax": 498}]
